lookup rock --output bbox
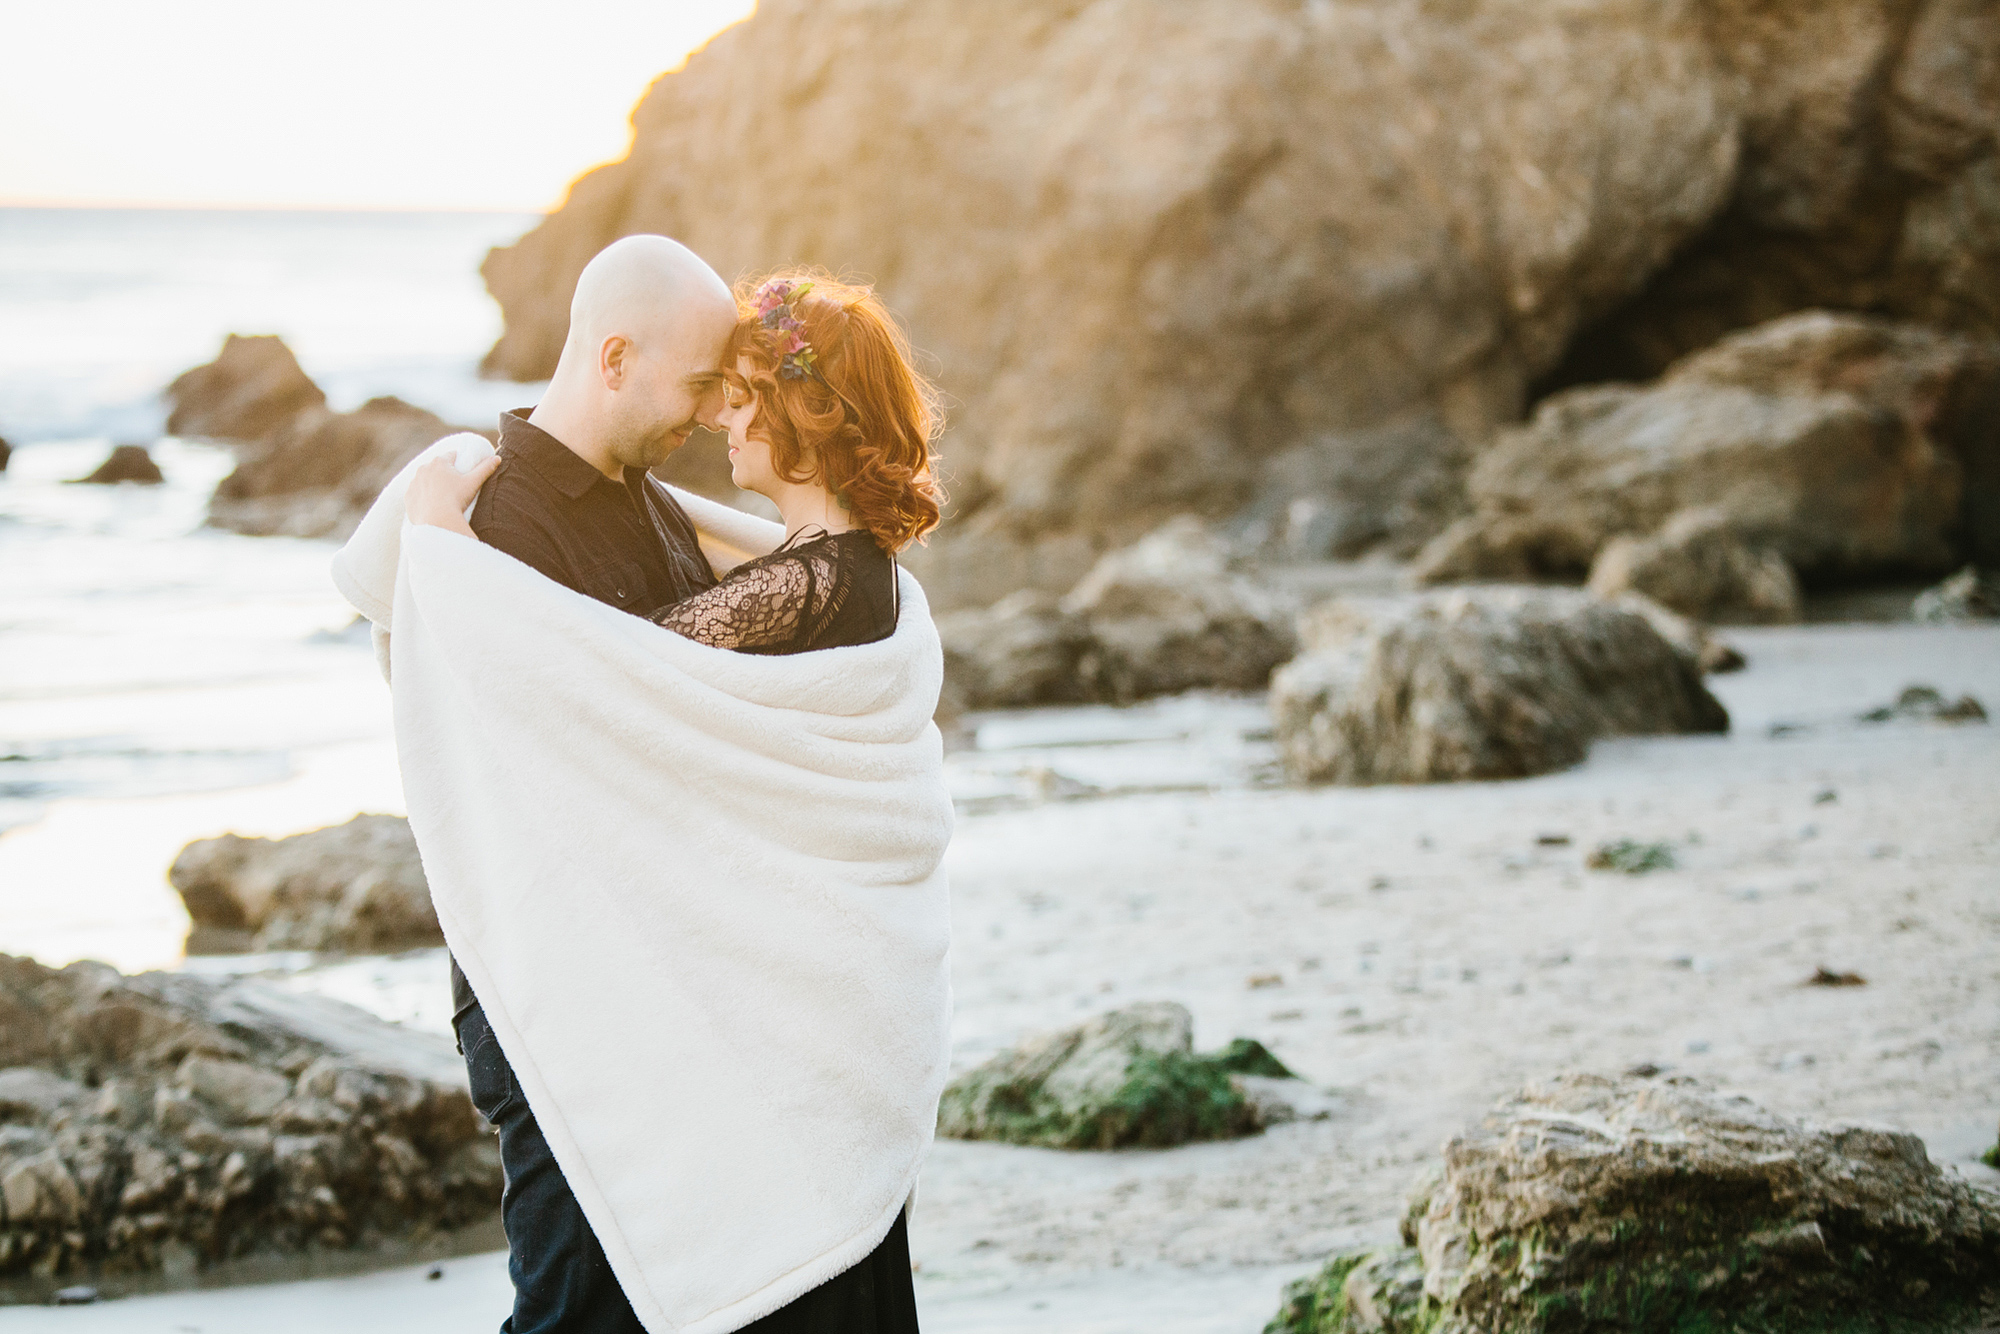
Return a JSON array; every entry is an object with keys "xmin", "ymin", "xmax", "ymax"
[
  {"xmin": 0, "ymin": 434, "xmax": 13, "ymax": 472},
  {"xmin": 936, "ymin": 591, "xmax": 1093, "ymax": 710},
  {"xmin": 1913, "ymin": 564, "xmax": 2000, "ymax": 621},
  {"xmin": 164, "ymin": 337, "xmax": 483, "ymax": 541},
  {"xmin": 939, "ymin": 520, "xmax": 1296, "ymax": 709},
  {"xmin": 1540, "ymin": 0, "xmax": 2000, "ymax": 387},
  {"xmin": 1270, "ymin": 587, "xmax": 1728, "ymax": 786},
  {"xmin": 164, "ymin": 334, "xmax": 326, "ymax": 443},
  {"xmin": 1601, "ymin": 590, "xmax": 1747, "ymax": 675},
  {"xmin": 1586, "ymin": 508, "xmax": 1802, "ymax": 624},
  {"xmin": 1270, "ymin": 1073, "xmax": 2000, "ymax": 1333},
  {"xmin": 168, "ymin": 815, "xmax": 440, "ymax": 955},
  {"xmin": 0, "ymin": 1069, "xmax": 86, "ymax": 1122},
  {"xmin": 69, "ymin": 445, "xmax": 164, "ymax": 486},
  {"xmin": 937, "ymin": 1003, "xmax": 1301, "ymax": 1149},
  {"xmin": 1859, "ymin": 684, "xmax": 1988, "ymax": 724},
  {"xmin": 0, "ymin": 952, "xmax": 496, "ymax": 1299},
  {"xmin": 206, "ymin": 395, "xmax": 467, "ymax": 541},
  {"xmin": 1058, "ymin": 519, "xmax": 1297, "ymax": 703},
  {"xmin": 1420, "ymin": 312, "xmax": 2000, "ymax": 588},
  {"xmin": 479, "ymin": 3, "xmax": 2000, "ymax": 608},
  {"xmin": 1239, "ymin": 418, "xmax": 1472, "ymax": 563}
]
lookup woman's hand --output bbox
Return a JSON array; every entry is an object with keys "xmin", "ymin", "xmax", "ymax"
[{"xmin": 405, "ymin": 453, "xmax": 500, "ymax": 537}]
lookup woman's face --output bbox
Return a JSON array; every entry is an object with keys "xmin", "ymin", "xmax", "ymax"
[{"xmin": 718, "ymin": 355, "xmax": 778, "ymax": 496}]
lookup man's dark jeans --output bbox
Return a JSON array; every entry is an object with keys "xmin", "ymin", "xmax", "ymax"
[{"xmin": 458, "ymin": 1000, "xmax": 645, "ymax": 1334}]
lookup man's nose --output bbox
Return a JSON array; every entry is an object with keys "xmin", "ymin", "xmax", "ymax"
[{"xmin": 693, "ymin": 388, "xmax": 724, "ymax": 430}]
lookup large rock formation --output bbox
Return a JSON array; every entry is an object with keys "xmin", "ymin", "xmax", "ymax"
[
  {"xmin": 478, "ymin": 0, "xmax": 2000, "ymax": 607},
  {"xmin": 165, "ymin": 337, "xmax": 478, "ymax": 541},
  {"xmin": 169, "ymin": 815, "xmax": 439, "ymax": 956},
  {"xmin": 1418, "ymin": 312, "xmax": 2000, "ymax": 589},
  {"xmin": 1267, "ymin": 1073, "xmax": 2000, "ymax": 1333},
  {"xmin": 936, "ymin": 1002, "xmax": 1301, "ymax": 1150},
  {"xmin": 0, "ymin": 952, "xmax": 498, "ymax": 1301},
  {"xmin": 938, "ymin": 518, "xmax": 1296, "ymax": 710},
  {"xmin": 1269, "ymin": 588, "xmax": 1729, "ymax": 785}
]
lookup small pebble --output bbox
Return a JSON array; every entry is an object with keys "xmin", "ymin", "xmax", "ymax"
[
  {"xmin": 427, "ymin": 1265, "xmax": 444, "ymax": 1281},
  {"xmin": 1535, "ymin": 832, "xmax": 1571, "ymax": 846},
  {"xmin": 1813, "ymin": 789, "xmax": 1838, "ymax": 805},
  {"xmin": 1247, "ymin": 972, "xmax": 1284, "ymax": 990}
]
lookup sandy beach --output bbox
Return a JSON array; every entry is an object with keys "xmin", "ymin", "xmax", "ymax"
[{"xmin": 9, "ymin": 617, "xmax": 1994, "ymax": 1331}]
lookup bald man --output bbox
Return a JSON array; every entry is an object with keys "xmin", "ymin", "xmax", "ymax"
[{"xmin": 451, "ymin": 235, "xmax": 738, "ymax": 1334}]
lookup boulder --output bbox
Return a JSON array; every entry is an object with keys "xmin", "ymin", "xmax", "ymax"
[
  {"xmin": 938, "ymin": 519, "xmax": 1296, "ymax": 709},
  {"xmin": 1419, "ymin": 312, "xmax": 2000, "ymax": 587},
  {"xmin": 0, "ymin": 952, "xmax": 497, "ymax": 1300},
  {"xmin": 936, "ymin": 1002, "xmax": 1301, "ymax": 1149},
  {"xmin": 69, "ymin": 445, "xmax": 164, "ymax": 487},
  {"xmin": 1267, "ymin": 1073, "xmax": 2000, "ymax": 1333},
  {"xmin": 1913, "ymin": 564, "xmax": 2000, "ymax": 622},
  {"xmin": 936, "ymin": 590, "xmax": 1094, "ymax": 711},
  {"xmin": 0, "ymin": 434, "xmax": 12, "ymax": 472},
  {"xmin": 163, "ymin": 337, "xmax": 483, "ymax": 542},
  {"xmin": 1058, "ymin": 518, "xmax": 1297, "ymax": 703},
  {"xmin": 1586, "ymin": 508, "xmax": 1802, "ymax": 624},
  {"xmin": 168, "ymin": 815, "xmax": 439, "ymax": 955},
  {"xmin": 164, "ymin": 335, "xmax": 325, "ymax": 444},
  {"xmin": 477, "ymin": 2, "xmax": 2000, "ymax": 608},
  {"xmin": 1269, "ymin": 588, "xmax": 1728, "ymax": 786},
  {"xmin": 206, "ymin": 396, "xmax": 466, "ymax": 541}
]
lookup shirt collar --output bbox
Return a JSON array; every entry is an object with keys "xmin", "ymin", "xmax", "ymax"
[{"xmin": 499, "ymin": 409, "xmax": 614, "ymax": 501}]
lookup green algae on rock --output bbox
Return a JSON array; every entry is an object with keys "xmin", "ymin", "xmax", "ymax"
[
  {"xmin": 937, "ymin": 1003, "xmax": 1301, "ymax": 1150},
  {"xmin": 1587, "ymin": 839, "xmax": 1677, "ymax": 874},
  {"xmin": 1266, "ymin": 1072, "xmax": 2000, "ymax": 1332}
]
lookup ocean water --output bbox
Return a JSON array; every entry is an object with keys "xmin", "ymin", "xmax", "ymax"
[{"xmin": 0, "ymin": 207, "xmax": 541, "ymax": 445}]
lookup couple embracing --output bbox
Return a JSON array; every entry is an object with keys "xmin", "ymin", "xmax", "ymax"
[{"xmin": 332, "ymin": 236, "xmax": 953, "ymax": 1334}]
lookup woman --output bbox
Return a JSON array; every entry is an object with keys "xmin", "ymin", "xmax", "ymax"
[
  {"xmin": 408, "ymin": 271, "xmax": 942, "ymax": 658},
  {"xmin": 399, "ymin": 272, "xmax": 947, "ymax": 1334}
]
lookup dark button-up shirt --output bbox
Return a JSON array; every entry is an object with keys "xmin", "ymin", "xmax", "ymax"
[{"xmin": 449, "ymin": 409, "xmax": 718, "ymax": 1022}]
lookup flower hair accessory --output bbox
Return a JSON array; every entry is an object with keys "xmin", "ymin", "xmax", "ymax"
[{"xmin": 754, "ymin": 279, "xmax": 818, "ymax": 379}]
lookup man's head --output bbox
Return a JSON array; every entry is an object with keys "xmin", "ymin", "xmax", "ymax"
[{"xmin": 542, "ymin": 235, "xmax": 736, "ymax": 476}]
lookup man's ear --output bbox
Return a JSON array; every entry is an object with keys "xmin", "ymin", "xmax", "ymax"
[{"xmin": 600, "ymin": 334, "xmax": 629, "ymax": 389}]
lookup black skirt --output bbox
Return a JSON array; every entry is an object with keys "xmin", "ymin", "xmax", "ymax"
[{"xmin": 738, "ymin": 1212, "xmax": 920, "ymax": 1333}]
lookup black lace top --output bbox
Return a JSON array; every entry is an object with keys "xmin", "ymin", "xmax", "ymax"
[{"xmin": 649, "ymin": 528, "xmax": 899, "ymax": 654}]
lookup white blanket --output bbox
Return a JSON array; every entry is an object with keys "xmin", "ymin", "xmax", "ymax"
[{"xmin": 331, "ymin": 434, "xmax": 954, "ymax": 1334}]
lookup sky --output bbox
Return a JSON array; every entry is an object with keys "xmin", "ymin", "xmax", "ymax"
[{"xmin": 1, "ymin": 0, "xmax": 755, "ymax": 212}]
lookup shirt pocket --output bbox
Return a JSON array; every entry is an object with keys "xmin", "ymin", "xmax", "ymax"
[{"xmin": 577, "ymin": 558, "xmax": 650, "ymax": 612}]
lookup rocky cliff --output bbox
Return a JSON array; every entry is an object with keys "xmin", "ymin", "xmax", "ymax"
[{"xmin": 479, "ymin": 0, "xmax": 2000, "ymax": 607}]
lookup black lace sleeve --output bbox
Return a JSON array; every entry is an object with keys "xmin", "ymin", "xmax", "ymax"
[{"xmin": 649, "ymin": 548, "xmax": 832, "ymax": 651}]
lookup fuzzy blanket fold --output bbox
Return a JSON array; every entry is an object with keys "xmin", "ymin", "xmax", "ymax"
[{"xmin": 331, "ymin": 435, "xmax": 953, "ymax": 1334}]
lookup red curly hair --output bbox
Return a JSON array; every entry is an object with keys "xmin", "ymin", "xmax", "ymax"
[{"xmin": 725, "ymin": 271, "xmax": 944, "ymax": 552}]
